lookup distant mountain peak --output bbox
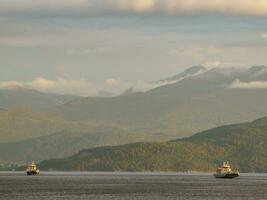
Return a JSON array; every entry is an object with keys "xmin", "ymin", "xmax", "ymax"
[
  {"xmin": 122, "ymin": 65, "xmax": 267, "ymax": 96},
  {"xmin": 182, "ymin": 65, "xmax": 206, "ymax": 74},
  {"xmin": 249, "ymin": 65, "xmax": 267, "ymax": 72},
  {"xmin": 156, "ymin": 65, "xmax": 206, "ymax": 84},
  {"xmin": 121, "ymin": 65, "xmax": 207, "ymax": 95}
]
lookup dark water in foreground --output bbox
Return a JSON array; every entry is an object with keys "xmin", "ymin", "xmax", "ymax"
[{"xmin": 1, "ymin": 172, "xmax": 267, "ymax": 200}]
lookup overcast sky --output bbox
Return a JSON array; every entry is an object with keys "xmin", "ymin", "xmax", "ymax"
[{"xmin": 0, "ymin": 0, "xmax": 267, "ymax": 96}]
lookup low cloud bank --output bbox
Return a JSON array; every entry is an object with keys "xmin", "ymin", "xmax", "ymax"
[
  {"xmin": 230, "ymin": 79, "xmax": 267, "ymax": 89},
  {"xmin": 0, "ymin": 77, "xmax": 147, "ymax": 97},
  {"xmin": 1, "ymin": 0, "xmax": 267, "ymax": 16},
  {"xmin": 0, "ymin": 76, "xmax": 183, "ymax": 96},
  {"xmin": 0, "ymin": 77, "xmax": 101, "ymax": 97}
]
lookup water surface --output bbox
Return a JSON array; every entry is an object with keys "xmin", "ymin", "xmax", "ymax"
[{"xmin": 1, "ymin": 172, "xmax": 267, "ymax": 200}]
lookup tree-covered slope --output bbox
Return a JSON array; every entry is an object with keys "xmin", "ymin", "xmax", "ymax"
[
  {"xmin": 0, "ymin": 108, "xmax": 104, "ymax": 144},
  {"xmin": 39, "ymin": 117, "xmax": 267, "ymax": 172},
  {"xmin": 0, "ymin": 125, "xmax": 176, "ymax": 164},
  {"xmin": 0, "ymin": 108, "xmax": 74, "ymax": 143}
]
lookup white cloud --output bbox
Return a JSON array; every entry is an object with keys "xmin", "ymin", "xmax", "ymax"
[
  {"xmin": 163, "ymin": 0, "xmax": 267, "ymax": 16},
  {"xmin": 203, "ymin": 61, "xmax": 222, "ymax": 69},
  {"xmin": 103, "ymin": 0, "xmax": 155, "ymax": 13},
  {"xmin": 0, "ymin": 77, "xmax": 101, "ymax": 96},
  {"xmin": 261, "ymin": 33, "xmax": 267, "ymax": 39},
  {"xmin": 30, "ymin": 77, "xmax": 55, "ymax": 90},
  {"xmin": 105, "ymin": 78, "xmax": 121, "ymax": 87},
  {"xmin": 28, "ymin": 77, "xmax": 102, "ymax": 96},
  {"xmin": 0, "ymin": 77, "xmax": 140, "ymax": 96},
  {"xmin": 1, "ymin": 0, "xmax": 267, "ymax": 16},
  {"xmin": 0, "ymin": 76, "xmax": 179, "ymax": 96},
  {"xmin": 230, "ymin": 79, "xmax": 267, "ymax": 89},
  {"xmin": 0, "ymin": 81, "xmax": 23, "ymax": 89}
]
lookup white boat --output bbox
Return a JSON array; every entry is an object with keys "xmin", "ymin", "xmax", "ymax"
[
  {"xmin": 26, "ymin": 162, "xmax": 40, "ymax": 175},
  {"xmin": 213, "ymin": 161, "xmax": 239, "ymax": 178}
]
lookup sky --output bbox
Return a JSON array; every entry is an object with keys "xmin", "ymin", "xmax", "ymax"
[{"xmin": 0, "ymin": 0, "xmax": 267, "ymax": 96}]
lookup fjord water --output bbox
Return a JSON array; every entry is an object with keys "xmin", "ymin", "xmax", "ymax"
[{"xmin": 1, "ymin": 172, "xmax": 267, "ymax": 200}]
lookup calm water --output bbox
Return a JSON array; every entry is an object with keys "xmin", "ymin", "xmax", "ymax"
[{"xmin": 1, "ymin": 172, "xmax": 267, "ymax": 200}]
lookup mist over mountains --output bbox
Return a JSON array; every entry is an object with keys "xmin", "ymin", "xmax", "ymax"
[{"xmin": 1, "ymin": 65, "xmax": 267, "ymax": 164}]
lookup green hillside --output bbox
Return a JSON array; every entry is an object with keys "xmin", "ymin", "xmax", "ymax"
[
  {"xmin": 0, "ymin": 126, "xmax": 175, "ymax": 164},
  {"xmin": 39, "ymin": 117, "xmax": 267, "ymax": 172},
  {"xmin": 0, "ymin": 108, "xmax": 102, "ymax": 143}
]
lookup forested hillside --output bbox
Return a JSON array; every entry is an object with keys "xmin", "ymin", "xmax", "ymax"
[{"xmin": 39, "ymin": 117, "xmax": 267, "ymax": 172}]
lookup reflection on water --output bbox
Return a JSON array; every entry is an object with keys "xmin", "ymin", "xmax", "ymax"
[{"xmin": 1, "ymin": 172, "xmax": 267, "ymax": 200}]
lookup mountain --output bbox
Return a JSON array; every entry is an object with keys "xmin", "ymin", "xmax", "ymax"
[
  {"xmin": 122, "ymin": 65, "xmax": 207, "ymax": 95},
  {"xmin": 0, "ymin": 120, "xmax": 172, "ymax": 164},
  {"xmin": 0, "ymin": 108, "xmax": 68, "ymax": 143},
  {"xmin": 0, "ymin": 87, "xmax": 79, "ymax": 110},
  {"xmin": 0, "ymin": 108, "xmax": 105, "ymax": 144},
  {"xmin": 49, "ymin": 65, "xmax": 267, "ymax": 139},
  {"xmin": 155, "ymin": 65, "xmax": 206, "ymax": 83},
  {"xmin": 98, "ymin": 91, "xmax": 117, "ymax": 97},
  {"xmin": 38, "ymin": 116, "xmax": 267, "ymax": 173},
  {"xmin": 0, "ymin": 130, "xmax": 106, "ymax": 164},
  {"xmin": 3, "ymin": 65, "xmax": 267, "ymax": 165}
]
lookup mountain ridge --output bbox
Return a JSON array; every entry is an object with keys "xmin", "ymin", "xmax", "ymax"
[
  {"xmin": 2, "ymin": 65, "xmax": 267, "ymax": 165},
  {"xmin": 49, "ymin": 65, "xmax": 267, "ymax": 137},
  {"xmin": 38, "ymin": 116, "xmax": 267, "ymax": 173},
  {"xmin": 0, "ymin": 87, "xmax": 80, "ymax": 110}
]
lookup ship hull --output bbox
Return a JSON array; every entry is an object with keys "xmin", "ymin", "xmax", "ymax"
[
  {"xmin": 214, "ymin": 173, "xmax": 239, "ymax": 179},
  {"xmin": 26, "ymin": 171, "xmax": 39, "ymax": 175}
]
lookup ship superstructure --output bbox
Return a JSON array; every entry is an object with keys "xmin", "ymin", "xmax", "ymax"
[
  {"xmin": 214, "ymin": 161, "xmax": 239, "ymax": 178},
  {"xmin": 26, "ymin": 162, "xmax": 40, "ymax": 175}
]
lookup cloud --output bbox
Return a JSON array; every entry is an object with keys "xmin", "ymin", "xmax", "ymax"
[
  {"xmin": 0, "ymin": 76, "xmax": 178, "ymax": 96},
  {"xmin": 203, "ymin": 61, "xmax": 222, "ymax": 69},
  {"xmin": 30, "ymin": 77, "xmax": 55, "ymax": 90},
  {"xmin": 29, "ymin": 78, "xmax": 100, "ymax": 96},
  {"xmin": 261, "ymin": 33, "xmax": 267, "ymax": 39},
  {"xmin": 0, "ymin": 23, "xmax": 136, "ymax": 48},
  {"xmin": 0, "ymin": 0, "xmax": 88, "ymax": 12},
  {"xmin": 0, "ymin": 77, "xmax": 101, "ymax": 96},
  {"xmin": 0, "ymin": 81, "xmax": 23, "ymax": 89},
  {"xmin": 1, "ymin": 0, "xmax": 267, "ymax": 16},
  {"xmin": 230, "ymin": 79, "xmax": 267, "ymax": 89},
  {"xmin": 105, "ymin": 78, "xmax": 121, "ymax": 86},
  {"xmin": 0, "ymin": 77, "xmax": 137, "ymax": 96},
  {"xmin": 102, "ymin": 0, "xmax": 155, "ymax": 13}
]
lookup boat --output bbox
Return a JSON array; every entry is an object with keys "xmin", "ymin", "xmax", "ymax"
[
  {"xmin": 213, "ymin": 161, "xmax": 239, "ymax": 178},
  {"xmin": 26, "ymin": 162, "xmax": 40, "ymax": 175}
]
